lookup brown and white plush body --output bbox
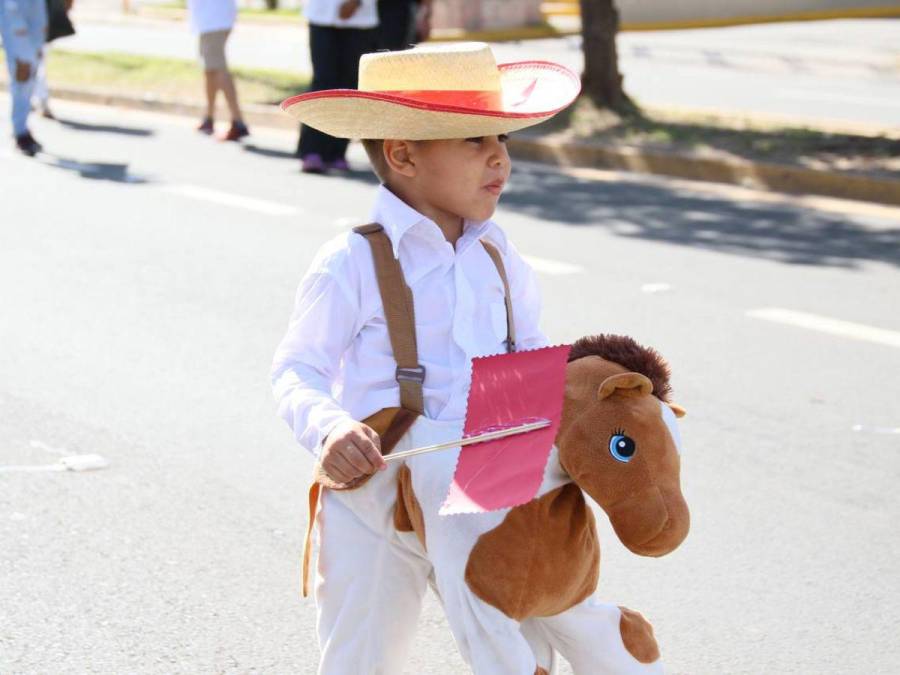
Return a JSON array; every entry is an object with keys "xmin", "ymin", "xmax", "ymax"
[
  {"xmin": 310, "ymin": 335, "xmax": 687, "ymax": 673},
  {"xmin": 391, "ymin": 335, "xmax": 689, "ymax": 674}
]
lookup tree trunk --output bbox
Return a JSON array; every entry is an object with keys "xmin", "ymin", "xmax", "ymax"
[
  {"xmin": 265, "ymin": 0, "xmax": 279, "ymax": 9},
  {"xmin": 579, "ymin": 0, "xmax": 631, "ymax": 111}
]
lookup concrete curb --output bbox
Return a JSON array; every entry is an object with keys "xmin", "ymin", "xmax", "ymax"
[
  {"xmin": 508, "ymin": 137, "xmax": 900, "ymax": 207},
  {"xmin": 22, "ymin": 84, "xmax": 900, "ymax": 207}
]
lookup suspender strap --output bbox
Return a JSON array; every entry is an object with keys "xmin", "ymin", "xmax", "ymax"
[
  {"xmin": 353, "ymin": 223, "xmax": 425, "ymax": 414},
  {"xmin": 480, "ymin": 239, "xmax": 516, "ymax": 354}
]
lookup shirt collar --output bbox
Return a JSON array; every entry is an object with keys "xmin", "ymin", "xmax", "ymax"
[{"xmin": 368, "ymin": 184, "xmax": 508, "ymax": 260}]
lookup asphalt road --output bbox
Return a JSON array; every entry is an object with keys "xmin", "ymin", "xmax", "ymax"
[
  {"xmin": 61, "ymin": 12, "xmax": 900, "ymax": 133},
  {"xmin": 2, "ymin": 98, "xmax": 900, "ymax": 674}
]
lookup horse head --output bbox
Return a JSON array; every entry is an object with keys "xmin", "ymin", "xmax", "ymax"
[{"xmin": 556, "ymin": 335, "xmax": 689, "ymax": 557}]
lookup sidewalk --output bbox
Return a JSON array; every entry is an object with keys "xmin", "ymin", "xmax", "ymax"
[
  {"xmin": 11, "ymin": 9, "xmax": 900, "ymax": 205},
  {"xmin": 64, "ymin": 7, "xmax": 900, "ymax": 134}
]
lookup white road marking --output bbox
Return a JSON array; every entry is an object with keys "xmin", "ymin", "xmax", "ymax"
[
  {"xmin": 162, "ymin": 184, "xmax": 298, "ymax": 216},
  {"xmin": 747, "ymin": 308, "xmax": 900, "ymax": 349},
  {"xmin": 522, "ymin": 255, "xmax": 584, "ymax": 275},
  {"xmin": 642, "ymin": 282, "xmax": 672, "ymax": 293},
  {"xmin": 852, "ymin": 424, "xmax": 900, "ymax": 435}
]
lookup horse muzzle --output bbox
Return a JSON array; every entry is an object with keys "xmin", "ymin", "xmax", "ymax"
[{"xmin": 607, "ymin": 486, "xmax": 690, "ymax": 557}]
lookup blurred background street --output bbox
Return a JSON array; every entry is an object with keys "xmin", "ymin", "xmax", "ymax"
[{"xmin": 2, "ymin": 1, "xmax": 899, "ymax": 673}]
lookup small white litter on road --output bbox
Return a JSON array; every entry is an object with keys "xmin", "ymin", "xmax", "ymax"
[
  {"xmin": 0, "ymin": 454, "xmax": 109, "ymax": 474},
  {"xmin": 851, "ymin": 424, "xmax": 900, "ymax": 435},
  {"xmin": 641, "ymin": 282, "xmax": 672, "ymax": 294},
  {"xmin": 747, "ymin": 308, "xmax": 900, "ymax": 349},
  {"xmin": 522, "ymin": 255, "xmax": 584, "ymax": 276},
  {"xmin": 163, "ymin": 184, "xmax": 298, "ymax": 216}
]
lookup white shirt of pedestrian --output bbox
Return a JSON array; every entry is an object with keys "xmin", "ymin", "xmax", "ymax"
[
  {"xmin": 271, "ymin": 184, "xmax": 547, "ymax": 456},
  {"xmin": 187, "ymin": 0, "xmax": 237, "ymax": 34}
]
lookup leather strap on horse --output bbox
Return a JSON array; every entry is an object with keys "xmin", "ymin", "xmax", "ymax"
[
  {"xmin": 353, "ymin": 223, "xmax": 426, "ymax": 414},
  {"xmin": 301, "ymin": 481, "xmax": 321, "ymax": 598},
  {"xmin": 480, "ymin": 239, "xmax": 516, "ymax": 354}
]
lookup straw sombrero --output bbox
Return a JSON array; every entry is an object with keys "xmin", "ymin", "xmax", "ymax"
[{"xmin": 281, "ymin": 42, "xmax": 580, "ymax": 140}]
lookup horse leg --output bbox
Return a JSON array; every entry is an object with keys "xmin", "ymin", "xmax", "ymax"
[{"xmin": 534, "ymin": 598, "xmax": 664, "ymax": 674}]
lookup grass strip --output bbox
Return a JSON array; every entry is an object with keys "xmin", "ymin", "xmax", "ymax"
[{"xmin": 0, "ymin": 49, "xmax": 309, "ymax": 107}]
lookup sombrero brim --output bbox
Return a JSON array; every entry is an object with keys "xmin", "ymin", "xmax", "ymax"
[{"xmin": 281, "ymin": 61, "xmax": 581, "ymax": 140}]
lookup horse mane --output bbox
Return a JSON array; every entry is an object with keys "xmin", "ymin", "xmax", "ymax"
[{"xmin": 568, "ymin": 334, "xmax": 673, "ymax": 402}]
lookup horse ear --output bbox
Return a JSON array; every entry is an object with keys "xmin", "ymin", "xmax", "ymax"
[
  {"xmin": 598, "ymin": 372, "xmax": 653, "ymax": 400},
  {"xmin": 669, "ymin": 403, "xmax": 687, "ymax": 418}
]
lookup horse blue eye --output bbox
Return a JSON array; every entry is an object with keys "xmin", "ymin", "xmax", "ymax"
[{"xmin": 609, "ymin": 435, "xmax": 635, "ymax": 462}]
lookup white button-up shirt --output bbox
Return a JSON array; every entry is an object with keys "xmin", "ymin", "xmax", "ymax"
[{"xmin": 271, "ymin": 185, "xmax": 547, "ymax": 456}]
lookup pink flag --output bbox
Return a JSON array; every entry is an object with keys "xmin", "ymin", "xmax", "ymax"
[{"xmin": 440, "ymin": 344, "xmax": 571, "ymax": 515}]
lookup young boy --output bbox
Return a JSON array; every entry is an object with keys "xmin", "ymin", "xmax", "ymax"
[{"xmin": 271, "ymin": 42, "xmax": 579, "ymax": 674}]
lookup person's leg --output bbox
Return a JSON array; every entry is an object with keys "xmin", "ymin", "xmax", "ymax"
[
  {"xmin": 315, "ymin": 483, "xmax": 430, "ymax": 674},
  {"xmin": 205, "ymin": 29, "xmax": 247, "ymax": 141},
  {"xmin": 10, "ymin": 58, "xmax": 37, "ymax": 139},
  {"xmin": 198, "ymin": 32, "xmax": 220, "ymax": 132},
  {"xmin": 204, "ymin": 70, "xmax": 218, "ymax": 118},
  {"xmin": 376, "ymin": 0, "xmax": 415, "ymax": 51},
  {"xmin": 32, "ymin": 46, "xmax": 51, "ymax": 116},
  {"xmin": 298, "ymin": 24, "xmax": 341, "ymax": 164},
  {"xmin": 220, "ymin": 71, "xmax": 242, "ymax": 123},
  {"xmin": 323, "ymin": 27, "xmax": 377, "ymax": 166}
]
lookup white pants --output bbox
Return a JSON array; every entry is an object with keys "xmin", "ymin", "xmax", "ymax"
[{"xmin": 314, "ymin": 459, "xmax": 430, "ymax": 674}]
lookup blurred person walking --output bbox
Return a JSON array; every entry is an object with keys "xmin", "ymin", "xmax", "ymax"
[
  {"xmin": 32, "ymin": 0, "xmax": 76, "ymax": 120},
  {"xmin": 187, "ymin": 0, "xmax": 249, "ymax": 141},
  {"xmin": 296, "ymin": 0, "xmax": 377, "ymax": 173},
  {"xmin": 0, "ymin": 0, "xmax": 47, "ymax": 155},
  {"xmin": 375, "ymin": 0, "xmax": 431, "ymax": 51}
]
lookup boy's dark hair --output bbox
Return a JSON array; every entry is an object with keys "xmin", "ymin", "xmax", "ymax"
[{"xmin": 362, "ymin": 139, "xmax": 389, "ymax": 182}]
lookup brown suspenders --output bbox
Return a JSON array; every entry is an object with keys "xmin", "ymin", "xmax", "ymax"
[
  {"xmin": 479, "ymin": 238, "xmax": 516, "ymax": 355},
  {"xmin": 301, "ymin": 222, "xmax": 516, "ymax": 598},
  {"xmin": 351, "ymin": 223, "xmax": 428, "ymax": 414},
  {"xmin": 352, "ymin": 222, "xmax": 517, "ymax": 408}
]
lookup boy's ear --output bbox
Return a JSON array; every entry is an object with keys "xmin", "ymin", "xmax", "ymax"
[{"xmin": 383, "ymin": 139, "xmax": 418, "ymax": 178}]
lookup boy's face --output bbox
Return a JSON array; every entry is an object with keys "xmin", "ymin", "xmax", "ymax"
[{"xmin": 404, "ymin": 135, "xmax": 511, "ymax": 224}]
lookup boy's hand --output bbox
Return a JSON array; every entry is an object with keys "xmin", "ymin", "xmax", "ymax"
[{"xmin": 320, "ymin": 420, "xmax": 385, "ymax": 483}]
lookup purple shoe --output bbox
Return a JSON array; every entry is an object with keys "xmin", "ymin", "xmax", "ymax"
[
  {"xmin": 197, "ymin": 117, "xmax": 214, "ymax": 135},
  {"xmin": 325, "ymin": 157, "xmax": 350, "ymax": 172},
  {"xmin": 301, "ymin": 153, "xmax": 325, "ymax": 174}
]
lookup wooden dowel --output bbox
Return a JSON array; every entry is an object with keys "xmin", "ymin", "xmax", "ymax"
[{"xmin": 383, "ymin": 419, "xmax": 551, "ymax": 462}]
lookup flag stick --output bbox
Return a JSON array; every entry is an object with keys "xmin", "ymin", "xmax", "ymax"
[{"xmin": 383, "ymin": 419, "xmax": 551, "ymax": 463}]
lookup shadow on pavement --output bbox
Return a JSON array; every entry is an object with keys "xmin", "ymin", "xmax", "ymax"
[
  {"xmin": 333, "ymin": 168, "xmax": 379, "ymax": 186},
  {"xmin": 42, "ymin": 155, "xmax": 150, "ymax": 184},
  {"xmin": 503, "ymin": 163, "xmax": 900, "ymax": 268},
  {"xmin": 56, "ymin": 118, "xmax": 155, "ymax": 137},
  {"xmin": 242, "ymin": 143, "xmax": 297, "ymax": 160}
]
